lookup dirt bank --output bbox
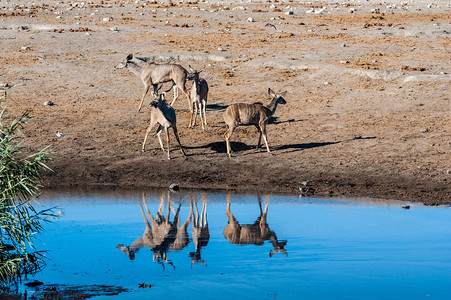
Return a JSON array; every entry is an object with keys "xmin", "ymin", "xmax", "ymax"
[{"xmin": 1, "ymin": 0, "xmax": 450, "ymax": 205}]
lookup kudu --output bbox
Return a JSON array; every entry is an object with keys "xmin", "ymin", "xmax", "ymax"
[
  {"xmin": 142, "ymin": 91, "xmax": 186, "ymax": 160},
  {"xmin": 114, "ymin": 53, "xmax": 190, "ymax": 112},
  {"xmin": 188, "ymin": 66, "xmax": 209, "ymax": 131},
  {"xmin": 116, "ymin": 192, "xmax": 191, "ymax": 265},
  {"xmin": 223, "ymin": 88, "xmax": 287, "ymax": 157},
  {"xmin": 188, "ymin": 194, "xmax": 210, "ymax": 266},
  {"xmin": 223, "ymin": 194, "xmax": 287, "ymax": 257}
]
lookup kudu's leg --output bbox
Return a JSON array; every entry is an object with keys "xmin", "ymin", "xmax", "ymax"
[
  {"xmin": 156, "ymin": 126, "xmax": 165, "ymax": 152},
  {"xmin": 198, "ymin": 102, "xmax": 205, "ymax": 131},
  {"xmin": 224, "ymin": 123, "xmax": 237, "ymax": 158},
  {"xmin": 142, "ymin": 118, "xmax": 158, "ymax": 152},
  {"xmin": 202, "ymin": 98, "xmax": 207, "ymax": 126},
  {"xmin": 255, "ymin": 125, "xmax": 263, "ymax": 149},
  {"xmin": 165, "ymin": 127, "xmax": 171, "ymax": 160},
  {"xmin": 193, "ymin": 102, "xmax": 199, "ymax": 128},
  {"xmin": 138, "ymin": 85, "xmax": 151, "ymax": 113},
  {"xmin": 188, "ymin": 102, "xmax": 195, "ymax": 128},
  {"xmin": 170, "ymin": 85, "xmax": 179, "ymax": 107},
  {"xmin": 172, "ymin": 126, "xmax": 186, "ymax": 156},
  {"xmin": 260, "ymin": 122, "xmax": 272, "ymax": 154}
]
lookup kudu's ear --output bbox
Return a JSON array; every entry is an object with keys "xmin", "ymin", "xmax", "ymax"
[
  {"xmin": 268, "ymin": 88, "xmax": 276, "ymax": 97},
  {"xmin": 188, "ymin": 65, "xmax": 195, "ymax": 72},
  {"xmin": 126, "ymin": 53, "xmax": 133, "ymax": 61}
]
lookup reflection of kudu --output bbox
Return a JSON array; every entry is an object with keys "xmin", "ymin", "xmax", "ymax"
[
  {"xmin": 188, "ymin": 195, "xmax": 210, "ymax": 266},
  {"xmin": 224, "ymin": 195, "xmax": 287, "ymax": 257},
  {"xmin": 116, "ymin": 193, "xmax": 191, "ymax": 264}
]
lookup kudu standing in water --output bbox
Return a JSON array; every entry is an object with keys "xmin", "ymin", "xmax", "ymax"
[
  {"xmin": 116, "ymin": 192, "xmax": 191, "ymax": 265},
  {"xmin": 223, "ymin": 194, "xmax": 287, "ymax": 257},
  {"xmin": 223, "ymin": 88, "xmax": 287, "ymax": 157},
  {"xmin": 188, "ymin": 194, "xmax": 210, "ymax": 266},
  {"xmin": 188, "ymin": 66, "xmax": 209, "ymax": 131},
  {"xmin": 142, "ymin": 91, "xmax": 186, "ymax": 160},
  {"xmin": 114, "ymin": 53, "xmax": 190, "ymax": 112}
]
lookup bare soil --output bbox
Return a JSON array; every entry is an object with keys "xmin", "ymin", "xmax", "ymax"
[{"xmin": 1, "ymin": 0, "xmax": 450, "ymax": 205}]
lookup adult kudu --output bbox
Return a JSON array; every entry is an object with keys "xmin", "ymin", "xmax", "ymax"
[
  {"xmin": 115, "ymin": 53, "xmax": 191, "ymax": 112},
  {"xmin": 223, "ymin": 88, "xmax": 287, "ymax": 157}
]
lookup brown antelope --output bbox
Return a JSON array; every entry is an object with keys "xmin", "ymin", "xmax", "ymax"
[
  {"xmin": 223, "ymin": 194, "xmax": 287, "ymax": 257},
  {"xmin": 116, "ymin": 193, "xmax": 191, "ymax": 265},
  {"xmin": 142, "ymin": 91, "xmax": 186, "ymax": 160},
  {"xmin": 114, "ymin": 53, "xmax": 190, "ymax": 112},
  {"xmin": 188, "ymin": 66, "xmax": 209, "ymax": 131},
  {"xmin": 223, "ymin": 88, "xmax": 287, "ymax": 157},
  {"xmin": 188, "ymin": 194, "xmax": 210, "ymax": 266}
]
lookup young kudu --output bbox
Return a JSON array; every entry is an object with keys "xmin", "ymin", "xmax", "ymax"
[
  {"xmin": 188, "ymin": 66, "xmax": 209, "ymax": 131},
  {"xmin": 115, "ymin": 53, "xmax": 190, "ymax": 112},
  {"xmin": 223, "ymin": 194, "xmax": 287, "ymax": 257},
  {"xmin": 142, "ymin": 92, "xmax": 186, "ymax": 160},
  {"xmin": 223, "ymin": 88, "xmax": 287, "ymax": 157}
]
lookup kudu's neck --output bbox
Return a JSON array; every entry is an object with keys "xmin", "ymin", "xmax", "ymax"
[
  {"xmin": 127, "ymin": 61, "xmax": 143, "ymax": 77},
  {"xmin": 267, "ymin": 97, "xmax": 281, "ymax": 116}
]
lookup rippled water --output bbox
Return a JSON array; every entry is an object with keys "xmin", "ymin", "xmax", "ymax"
[{"xmin": 22, "ymin": 187, "xmax": 451, "ymax": 299}]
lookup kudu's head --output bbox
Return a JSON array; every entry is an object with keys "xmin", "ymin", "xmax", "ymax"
[
  {"xmin": 188, "ymin": 65, "xmax": 203, "ymax": 81},
  {"xmin": 268, "ymin": 88, "xmax": 287, "ymax": 105},
  {"xmin": 114, "ymin": 53, "xmax": 134, "ymax": 69}
]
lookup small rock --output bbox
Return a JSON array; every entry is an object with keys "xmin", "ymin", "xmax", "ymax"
[
  {"xmin": 402, "ymin": 205, "xmax": 410, "ymax": 209},
  {"xmin": 218, "ymin": 47, "xmax": 225, "ymax": 51},
  {"xmin": 56, "ymin": 131, "xmax": 64, "ymax": 137},
  {"xmin": 169, "ymin": 183, "xmax": 179, "ymax": 191},
  {"xmin": 446, "ymin": 169, "xmax": 451, "ymax": 175},
  {"xmin": 110, "ymin": 27, "xmax": 119, "ymax": 32},
  {"xmin": 285, "ymin": 11, "xmax": 294, "ymax": 15},
  {"xmin": 103, "ymin": 17, "xmax": 111, "ymax": 22},
  {"xmin": 341, "ymin": 43, "xmax": 347, "ymax": 47},
  {"xmin": 247, "ymin": 17, "xmax": 255, "ymax": 22},
  {"xmin": 323, "ymin": 81, "xmax": 332, "ymax": 85},
  {"xmin": 44, "ymin": 101, "xmax": 54, "ymax": 106},
  {"xmin": 21, "ymin": 46, "xmax": 31, "ymax": 50},
  {"xmin": 340, "ymin": 60, "xmax": 350, "ymax": 64},
  {"xmin": 420, "ymin": 128, "xmax": 428, "ymax": 133}
]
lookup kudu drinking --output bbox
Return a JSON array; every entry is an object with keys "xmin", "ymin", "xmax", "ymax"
[
  {"xmin": 114, "ymin": 53, "xmax": 190, "ymax": 112},
  {"xmin": 223, "ymin": 88, "xmax": 287, "ymax": 157},
  {"xmin": 223, "ymin": 194, "xmax": 287, "ymax": 257},
  {"xmin": 142, "ymin": 91, "xmax": 186, "ymax": 160},
  {"xmin": 188, "ymin": 66, "xmax": 209, "ymax": 131}
]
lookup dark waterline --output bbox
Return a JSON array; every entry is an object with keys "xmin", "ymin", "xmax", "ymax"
[{"xmin": 22, "ymin": 187, "xmax": 451, "ymax": 299}]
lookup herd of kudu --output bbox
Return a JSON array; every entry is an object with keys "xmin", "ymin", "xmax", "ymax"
[
  {"xmin": 116, "ymin": 192, "xmax": 287, "ymax": 267},
  {"xmin": 114, "ymin": 54, "xmax": 287, "ymax": 159}
]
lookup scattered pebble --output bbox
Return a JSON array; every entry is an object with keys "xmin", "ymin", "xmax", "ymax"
[
  {"xmin": 103, "ymin": 17, "xmax": 111, "ymax": 22},
  {"xmin": 340, "ymin": 60, "xmax": 350, "ymax": 64},
  {"xmin": 402, "ymin": 205, "xmax": 410, "ymax": 209},
  {"xmin": 169, "ymin": 183, "xmax": 179, "ymax": 191},
  {"xmin": 44, "ymin": 101, "xmax": 54, "ymax": 106},
  {"xmin": 21, "ymin": 46, "xmax": 31, "ymax": 50},
  {"xmin": 56, "ymin": 131, "xmax": 65, "ymax": 137},
  {"xmin": 446, "ymin": 169, "xmax": 451, "ymax": 175},
  {"xmin": 247, "ymin": 17, "xmax": 255, "ymax": 22}
]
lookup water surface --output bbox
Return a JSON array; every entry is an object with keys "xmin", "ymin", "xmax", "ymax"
[{"xmin": 25, "ymin": 188, "xmax": 451, "ymax": 299}]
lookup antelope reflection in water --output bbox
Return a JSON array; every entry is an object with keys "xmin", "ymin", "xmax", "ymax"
[
  {"xmin": 116, "ymin": 192, "xmax": 191, "ymax": 266},
  {"xmin": 188, "ymin": 194, "xmax": 210, "ymax": 266},
  {"xmin": 224, "ymin": 194, "xmax": 287, "ymax": 257}
]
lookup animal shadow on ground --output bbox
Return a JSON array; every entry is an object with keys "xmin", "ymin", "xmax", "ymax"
[
  {"xmin": 186, "ymin": 141, "xmax": 252, "ymax": 154},
  {"xmin": 275, "ymin": 136, "xmax": 377, "ymax": 153},
  {"xmin": 206, "ymin": 103, "xmax": 228, "ymax": 111}
]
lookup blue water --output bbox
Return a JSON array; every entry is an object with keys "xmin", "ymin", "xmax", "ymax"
[{"xmin": 25, "ymin": 188, "xmax": 451, "ymax": 299}]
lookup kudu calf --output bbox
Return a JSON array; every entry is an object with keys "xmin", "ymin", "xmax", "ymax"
[
  {"xmin": 223, "ymin": 194, "xmax": 287, "ymax": 257},
  {"xmin": 188, "ymin": 66, "xmax": 209, "ymax": 131},
  {"xmin": 142, "ymin": 91, "xmax": 186, "ymax": 160},
  {"xmin": 223, "ymin": 88, "xmax": 287, "ymax": 157},
  {"xmin": 115, "ymin": 53, "xmax": 190, "ymax": 112}
]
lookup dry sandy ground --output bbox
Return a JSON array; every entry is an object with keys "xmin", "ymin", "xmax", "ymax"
[{"xmin": 1, "ymin": 0, "xmax": 450, "ymax": 205}]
